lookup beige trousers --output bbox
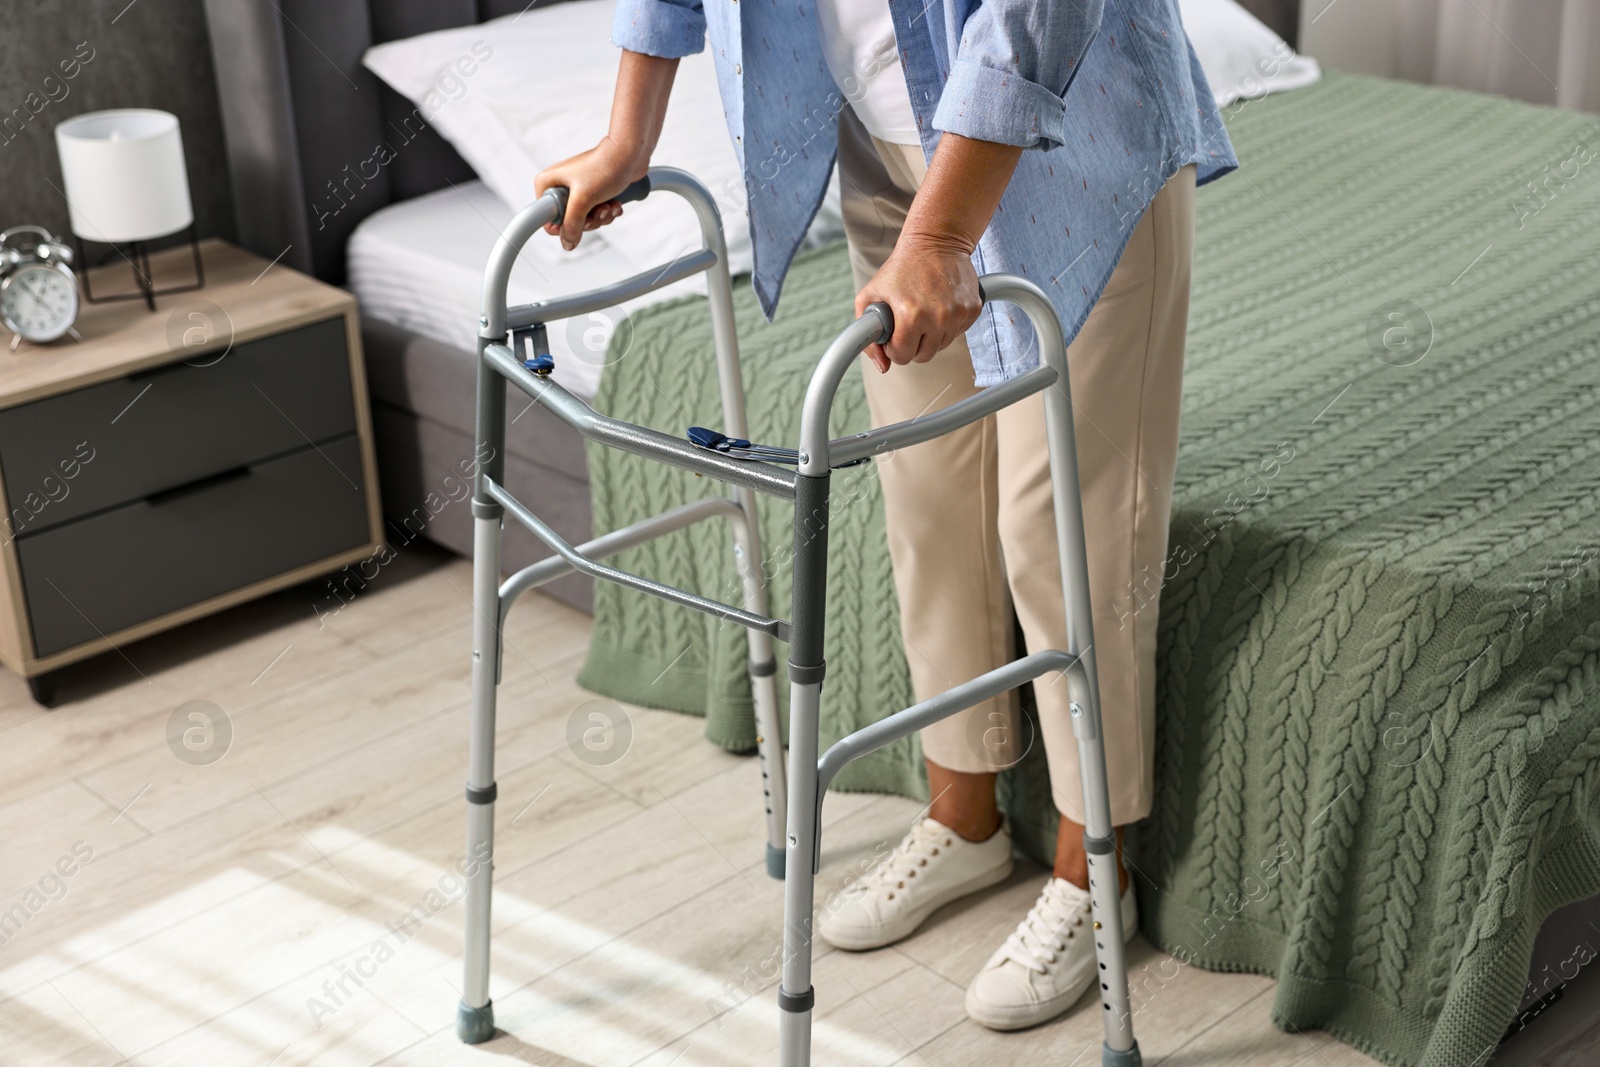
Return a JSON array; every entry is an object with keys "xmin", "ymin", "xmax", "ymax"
[{"xmin": 836, "ymin": 107, "xmax": 1196, "ymax": 824}]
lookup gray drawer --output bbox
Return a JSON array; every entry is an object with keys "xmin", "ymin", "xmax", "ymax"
[
  {"xmin": 0, "ymin": 316, "xmax": 355, "ymax": 536},
  {"xmin": 18, "ymin": 434, "xmax": 370, "ymax": 657}
]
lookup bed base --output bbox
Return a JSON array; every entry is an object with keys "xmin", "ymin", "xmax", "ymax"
[{"xmin": 458, "ymin": 166, "xmax": 1142, "ymax": 1066}]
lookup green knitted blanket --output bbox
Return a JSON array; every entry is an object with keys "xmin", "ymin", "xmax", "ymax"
[{"xmin": 577, "ymin": 73, "xmax": 1600, "ymax": 1066}]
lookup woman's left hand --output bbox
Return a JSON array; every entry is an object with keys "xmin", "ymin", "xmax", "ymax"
[{"xmin": 855, "ymin": 233, "xmax": 983, "ymax": 373}]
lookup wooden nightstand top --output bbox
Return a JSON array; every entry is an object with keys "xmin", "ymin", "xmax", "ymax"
[{"xmin": 0, "ymin": 238, "xmax": 354, "ymax": 409}]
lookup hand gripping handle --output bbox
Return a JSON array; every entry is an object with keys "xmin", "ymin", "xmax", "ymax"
[
  {"xmin": 799, "ymin": 279, "xmax": 1055, "ymax": 477},
  {"xmin": 545, "ymin": 176, "xmax": 653, "ymax": 218},
  {"xmin": 862, "ymin": 301, "xmax": 894, "ymax": 346}
]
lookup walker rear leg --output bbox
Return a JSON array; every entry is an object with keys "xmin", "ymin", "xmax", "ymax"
[
  {"xmin": 1038, "ymin": 308, "xmax": 1141, "ymax": 1066},
  {"xmin": 727, "ymin": 484, "xmax": 788, "ymax": 877},
  {"xmin": 1070, "ymin": 684, "xmax": 1141, "ymax": 1065},
  {"xmin": 752, "ymin": 643, "xmax": 787, "ymax": 879},
  {"xmin": 704, "ymin": 233, "xmax": 789, "ymax": 879}
]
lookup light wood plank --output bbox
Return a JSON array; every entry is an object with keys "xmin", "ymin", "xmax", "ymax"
[
  {"xmin": 313, "ymin": 554, "xmax": 483, "ymax": 658},
  {"xmin": 0, "ymin": 978, "xmax": 125, "ymax": 1067},
  {"xmin": 1167, "ymin": 977, "xmax": 1338, "ymax": 1066},
  {"xmin": 552, "ymin": 701, "xmax": 748, "ymax": 807},
  {"xmin": 68, "ymin": 619, "xmax": 492, "ymax": 835},
  {"xmin": 71, "ymin": 581, "xmax": 589, "ymax": 835},
  {"xmin": 634, "ymin": 953, "xmax": 948, "ymax": 1067},
  {"xmin": 0, "ymin": 591, "xmax": 374, "ymax": 811},
  {"xmin": 0, "ymin": 780, "xmax": 148, "ymax": 898},
  {"xmin": 137, "ymin": 986, "xmax": 425, "ymax": 1067}
]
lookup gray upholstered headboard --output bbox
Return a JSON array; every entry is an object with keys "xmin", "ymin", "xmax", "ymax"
[{"xmin": 202, "ymin": 0, "xmax": 570, "ymax": 285}]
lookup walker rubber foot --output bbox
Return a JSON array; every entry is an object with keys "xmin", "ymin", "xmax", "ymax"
[
  {"xmin": 766, "ymin": 843, "xmax": 786, "ymax": 880},
  {"xmin": 457, "ymin": 999, "xmax": 496, "ymax": 1044},
  {"xmin": 1102, "ymin": 1040, "xmax": 1142, "ymax": 1066}
]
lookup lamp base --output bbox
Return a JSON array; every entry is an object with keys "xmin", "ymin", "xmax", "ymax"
[{"xmin": 76, "ymin": 227, "xmax": 205, "ymax": 311}]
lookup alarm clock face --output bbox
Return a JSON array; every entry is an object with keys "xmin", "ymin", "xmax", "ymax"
[{"xmin": 1, "ymin": 262, "xmax": 79, "ymax": 343}]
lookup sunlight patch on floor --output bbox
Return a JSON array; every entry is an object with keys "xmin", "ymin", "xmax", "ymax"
[{"xmin": 5, "ymin": 828, "xmax": 914, "ymax": 1067}]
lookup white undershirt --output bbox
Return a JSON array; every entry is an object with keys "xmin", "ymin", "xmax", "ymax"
[{"xmin": 813, "ymin": 0, "xmax": 920, "ymax": 144}]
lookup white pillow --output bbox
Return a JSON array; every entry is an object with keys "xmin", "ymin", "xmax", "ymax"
[
  {"xmin": 1178, "ymin": 0, "xmax": 1321, "ymax": 107},
  {"xmin": 363, "ymin": 1, "xmax": 842, "ymax": 276}
]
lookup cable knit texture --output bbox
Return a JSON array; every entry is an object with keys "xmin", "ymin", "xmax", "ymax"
[{"xmin": 578, "ymin": 73, "xmax": 1600, "ymax": 1066}]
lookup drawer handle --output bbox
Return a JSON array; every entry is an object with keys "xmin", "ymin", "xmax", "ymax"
[{"xmin": 146, "ymin": 466, "xmax": 251, "ymax": 506}]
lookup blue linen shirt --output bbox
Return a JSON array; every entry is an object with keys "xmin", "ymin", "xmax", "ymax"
[{"xmin": 613, "ymin": 0, "xmax": 1236, "ymax": 385}]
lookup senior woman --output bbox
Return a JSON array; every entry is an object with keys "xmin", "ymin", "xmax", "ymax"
[{"xmin": 538, "ymin": 0, "xmax": 1235, "ymax": 1031}]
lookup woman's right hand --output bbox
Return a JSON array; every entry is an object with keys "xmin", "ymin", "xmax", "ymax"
[{"xmin": 534, "ymin": 136, "xmax": 649, "ymax": 252}]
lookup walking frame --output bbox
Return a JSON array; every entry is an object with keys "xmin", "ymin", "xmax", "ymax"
[{"xmin": 457, "ymin": 168, "xmax": 1143, "ymax": 1067}]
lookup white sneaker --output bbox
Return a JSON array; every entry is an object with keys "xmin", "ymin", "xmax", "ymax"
[
  {"xmin": 965, "ymin": 876, "xmax": 1139, "ymax": 1031},
  {"xmin": 816, "ymin": 817, "xmax": 1013, "ymax": 951}
]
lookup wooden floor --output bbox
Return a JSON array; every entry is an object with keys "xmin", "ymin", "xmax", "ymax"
[{"xmin": 0, "ymin": 543, "xmax": 1585, "ymax": 1066}]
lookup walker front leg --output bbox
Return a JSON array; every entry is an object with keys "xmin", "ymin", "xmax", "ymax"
[
  {"xmin": 458, "ymin": 504, "xmax": 503, "ymax": 1043},
  {"xmin": 777, "ymin": 471, "xmax": 830, "ymax": 1067},
  {"xmin": 459, "ymin": 345, "xmax": 509, "ymax": 1045},
  {"xmin": 777, "ymin": 677, "xmax": 819, "ymax": 1066}
]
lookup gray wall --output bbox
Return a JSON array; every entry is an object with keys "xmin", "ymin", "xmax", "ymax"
[
  {"xmin": 0, "ymin": 0, "xmax": 235, "ymax": 248},
  {"xmin": 1238, "ymin": 0, "xmax": 1299, "ymax": 46}
]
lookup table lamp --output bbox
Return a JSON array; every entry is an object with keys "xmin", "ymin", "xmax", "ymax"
[{"xmin": 55, "ymin": 109, "xmax": 204, "ymax": 310}]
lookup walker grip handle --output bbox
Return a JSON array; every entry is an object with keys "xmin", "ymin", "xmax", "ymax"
[
  {"xmin": 543, "ymin": 176, "xmax": 652, "ymax": 221},
  {"xmin": 616, "ymin": 176, "xmax": 652, "ymax": 204},
  {"xmin": 864, "ymin": 301, "xmax": 894, "ymax": 346}
]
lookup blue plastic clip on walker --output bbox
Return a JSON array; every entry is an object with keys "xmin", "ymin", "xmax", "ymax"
[
  {"xmin": 513, "ymin": 322, "xmax": 555, "ymax": 376},
  {"xmin": 687, "ymin": 425, "xmax": 871, "ymax": 467}
]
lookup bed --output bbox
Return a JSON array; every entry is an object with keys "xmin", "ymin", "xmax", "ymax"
[{"xmin": 202, "ymin": 2, "xmax": 1599, "ymax": 1063}]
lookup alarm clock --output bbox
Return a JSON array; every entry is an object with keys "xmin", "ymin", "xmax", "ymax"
[{"xmin": 0, "ymin": 225, "xmax": 80, "ymax": 346}]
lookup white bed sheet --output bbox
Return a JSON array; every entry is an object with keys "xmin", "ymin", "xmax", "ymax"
[{"xmin": 347, "ymin": 180, "xmax": 706, "ymax": 401}]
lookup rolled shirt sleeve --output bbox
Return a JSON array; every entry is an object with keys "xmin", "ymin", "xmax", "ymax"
[
  {"xmin": 612, "ymin": 0, "xmax": 707, "ymax": 58},
  {"xmin": 931, "ymin": 0, "xmax": 1105, "ymax": 149}
]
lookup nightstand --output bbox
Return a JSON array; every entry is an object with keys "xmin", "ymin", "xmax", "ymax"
[{"xmin": 0, "ymin": 239, "xmax": 383, "ymax": 705}]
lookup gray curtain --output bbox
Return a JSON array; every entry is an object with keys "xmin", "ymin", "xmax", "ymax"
[{"xmin": 1301, "ymin": 0, "xmax": 1600, "ymax": 111}]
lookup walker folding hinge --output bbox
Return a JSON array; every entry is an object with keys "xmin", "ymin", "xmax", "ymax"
[{"xmin": 511, "ymin": 321, "xmax": 554, "ymax": 375}]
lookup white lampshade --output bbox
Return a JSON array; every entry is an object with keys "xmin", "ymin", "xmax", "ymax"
[{"xmin": 55, "ymin": 109, "xmax": 194, "ymax": 244}]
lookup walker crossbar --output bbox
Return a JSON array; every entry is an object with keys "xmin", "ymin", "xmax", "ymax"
[
  {"xmin": 827, "ymin": 359, "xmax": 1058, "ymax": 467},
  {"xmin": 497, "ymin": 495, "xmax": 745, "ymax": 613},
  {"xmin": 485, "ymin": 477, "xmax": 790, "ymax": 641},
  {"xmin": 506, "ymin": 247, "xmax": 719, "ymax": 329},
  {"xmin": 810, "ymin": 648, "xmax": 1081, "ymax": 866},
  {"xmin": 492, "ymin": 497, "xmax": 755, "ymax": 687},
  {"xmin": 458, "ymin": 167, "xmax": 1141, "ymax": 1066},
  {"xmin": 483, "ymin": 342, "xmax": 799, "ymax": 498}
]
